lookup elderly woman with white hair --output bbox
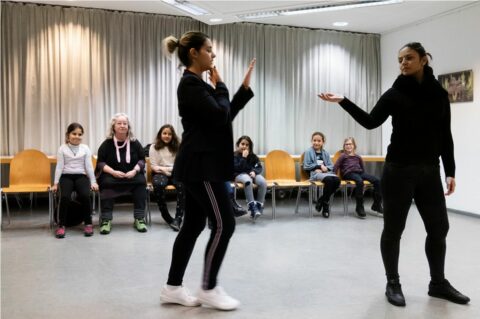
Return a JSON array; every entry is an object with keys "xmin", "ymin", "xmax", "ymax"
[{"xmin": 96, "ymin": 113, "xmax": 147, "ymax": 234}]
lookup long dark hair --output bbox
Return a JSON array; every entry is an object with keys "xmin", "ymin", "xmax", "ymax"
[
  {"xmin": 65, "ymin": 122, "xmax": 84, "ymax": 143},
  {"xmin": 235, "ymin": 135, "xmax": 254, "ymax": 154},
  {"xmin": 154, "ymin": 124, "xmax": 180, "ymax": 154}
]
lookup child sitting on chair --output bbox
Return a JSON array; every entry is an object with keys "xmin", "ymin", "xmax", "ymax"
[
  {"xmin": 303, "ymin": 132, "xmax": 340, "ymax": 218},
  {"xmin": 333, "ymin": 137, "xmax": 383, "ymax": 218},
  {"xmin": 233, "ymin": 135, "xmax": 266, "ymax": 221},
  {"xmin": 52, "ymin": 122, "xmax": 98, "ymax": 238}
]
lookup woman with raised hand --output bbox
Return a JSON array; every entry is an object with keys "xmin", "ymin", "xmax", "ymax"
[{"xmin": 159, "ymin": 31, "xmax": 255, "ymax": 311}]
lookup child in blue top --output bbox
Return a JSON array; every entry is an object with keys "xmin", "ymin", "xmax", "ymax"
[
  {"xmin": 303, "ymin": 131, "xmax": 340, "ymax": 218},
  {"xmin": 233, "ymin": 135, "xmax": 266, "ymax": 220},
  {"xmin": 333, "ymin": 137, "xmax": 383, "ymax": 218}
]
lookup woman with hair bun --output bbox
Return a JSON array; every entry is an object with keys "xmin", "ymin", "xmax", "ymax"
[{"xmin": 159, "ymin": 31, "xmax": 255, "ymax": 311}]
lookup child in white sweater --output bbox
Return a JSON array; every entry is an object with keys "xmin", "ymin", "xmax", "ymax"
[{"xmin": 52, "ymin": 123, "xmax": 98, "ymax": 238}]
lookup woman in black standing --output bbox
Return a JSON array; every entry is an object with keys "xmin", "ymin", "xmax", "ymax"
[
  {"xmin": 159, "ymin": 31, "xmax": 255, "ymax": 311},
  {"xmin": 319, "ymin": 42, "xmax": 470, "ymax": 307}
]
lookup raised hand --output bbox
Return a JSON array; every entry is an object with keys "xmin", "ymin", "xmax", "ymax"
[
  {"xmin": 242, "ymin": 58, "xmax": 256, "ymax": 89},
  {"xmin": 318, "ymin": 93, "xmax": 345, "ymax": 103},
  {"xmin": 209, "ymin": 66, "xmax": 222, "ymax": 88}
]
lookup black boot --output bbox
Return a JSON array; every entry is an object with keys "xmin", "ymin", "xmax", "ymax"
[
  {"xmin": 232, "ymin": 198, "xmax": 247, "ymax": 217},
  {"xmin": 355, "ymin": 198, "xmax": 366, "ymax": 219},
  {"xmin": 371, "ymin": 193, "xmax": 384, "ymax": 215},
  {"xmin": 169, "ymin": 216, "xmax": 182, "ymax": 232},
  {"xmin": 322, "ymin": 201, "xmax": 330, "ymax": 218},
  {"xmin": 428, "ymin": 279, "xmax": 470, "ymax": 304},
  {"xmin": 385, "ymin": 279, "xmax": 406, "ymax": 307}
]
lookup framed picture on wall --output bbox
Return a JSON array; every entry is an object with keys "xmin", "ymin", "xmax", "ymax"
[{"xmin": 438, "ymin": 70, "xmax": 474, "ymax": 103}]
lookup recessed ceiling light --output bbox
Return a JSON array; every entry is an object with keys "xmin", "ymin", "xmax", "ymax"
[
  {"xmin": 209, "ymin": 18, "xmax": 223, "ymax": 23},
  {"xmin": 333, "ymin": 22, "xmax": 349, "ymax": 27}
]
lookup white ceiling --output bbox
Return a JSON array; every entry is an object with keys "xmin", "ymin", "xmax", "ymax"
[{"xmin": 11, "ymin": 0, "xmax": 480, "ymax": 34}]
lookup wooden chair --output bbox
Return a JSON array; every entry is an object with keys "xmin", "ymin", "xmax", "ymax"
[
  {"xmin": 1, "ymin": 149, "xmax": 53, "ymax": 227},
  {"xmin": 264, "ymin": 150, "xmax": 312, "ymax": 219}
]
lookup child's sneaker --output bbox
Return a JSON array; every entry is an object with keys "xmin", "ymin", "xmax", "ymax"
[
  {"xmin": 55, "ymin": 226, "xmax": 65, "ymax": 239},
  {"xmin": 255, "ymin": 201, "xmax": 264, "ymax": 215},
  {"xmin": 84, "ymin": 224, "xmax": 94, "ymax": 237}
]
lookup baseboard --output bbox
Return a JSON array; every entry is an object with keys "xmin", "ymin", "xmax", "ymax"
[{"xmin": 448, "ymin": 208, "xmax": 480, "ymax": 218}]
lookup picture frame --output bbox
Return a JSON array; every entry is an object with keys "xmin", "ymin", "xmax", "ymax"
[{"xmin": 438, "ymin": 70, "xmax": 474, "ymax": 103}]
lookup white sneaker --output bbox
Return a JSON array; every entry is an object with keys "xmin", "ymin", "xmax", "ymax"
[
  {"xmin": 160, "ymin": 285, "xmax": 201, "ymax": 307},
  {"xmin": 197, "ymin": 286, "xmax": 240, "ymax": 311}
]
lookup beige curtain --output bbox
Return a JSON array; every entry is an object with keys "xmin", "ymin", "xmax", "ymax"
[{"xmin": 1, "ymin": 1, "xmax": 381, "ymax": 156}]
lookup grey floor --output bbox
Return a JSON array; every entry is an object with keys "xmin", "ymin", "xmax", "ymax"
[{"xmin": 1, "ymin": 195, "xmax": 479, "ymax": 319}]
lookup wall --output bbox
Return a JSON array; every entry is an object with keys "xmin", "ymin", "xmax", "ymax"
[{"xmin": 380, "ymin": 3, "xmax": 480, "ymax": 215}]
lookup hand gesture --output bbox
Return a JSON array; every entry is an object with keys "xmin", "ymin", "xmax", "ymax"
[
  {"xmin": 125, "ymin": 170, "xmax": 137, "ymax": 179},
  {"xmin": 209, "ymin": 66, "xmax": 222, "ymax": 87},
  {"xmin": 242, "ymin": 149, "xmax": 249, "ymax": 158},
  {"xmin": 318, "ymin": 93, "xmax": 345, "ymax": 103},
  {"xmin": 445, "ymin": 177, "xmax": 456, "ymax": 195},
  {"xmin": 112, "ymin": 170, "xmax": 126, "ymax": 179},
  {"xmin": 242, "ymin": 58, "xmax": 256, "ymax": 89}
]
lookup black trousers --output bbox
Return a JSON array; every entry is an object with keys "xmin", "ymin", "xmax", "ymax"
[
  {"xmin": 321, "ymin": 176, "xmax": 340, "ymax": 203},
  {"xmin": 167, "ymin": 181, "xmax": 235, "ymax": 290},
  {"xmin": 58, "ymin": 174, "xmax": 92, "ymax": 226},
  {"xmin": 343, "ymin": 171, "xmax": 381, "ymax": 200},
  {"xmin": 152, "ymin": 173, "xmax": 185, "ymax": 224},
  {"xmin": 380, "ymin": 163, "xmax": 449, "ymax": 282}
]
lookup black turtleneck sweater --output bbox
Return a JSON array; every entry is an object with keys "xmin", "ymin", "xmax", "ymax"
[{"xmin": 339, "ymin": 67, "xmax": 455, "ymax": 177}]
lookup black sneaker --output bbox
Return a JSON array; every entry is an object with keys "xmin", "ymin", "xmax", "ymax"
[
  {"xmin": 385, "ymin": 279, "xmax": 406, "ymax": 307},
  {"xmin": 169, "ymin": 217, "xmax": 181, "ymax": 232},
  {"xmin": 428, "ymin": 279, "xmax": 470, "ymax": 304}
]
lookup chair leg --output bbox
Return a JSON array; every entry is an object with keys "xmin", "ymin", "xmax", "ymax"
[
  {"xmin": 3, "ymin": 193, "xmax": 11, "ymax": 226},
  {"xmin": 49, "ymin": 191, "xmax": 54, "ymax": 229},
  {"xmin": 309, "ymin": 185, "xmax": 313, "ymax": 218},
  {"xmin": 271, "ymin": 186, "xmax": 276, "ymax": 220},
  {"xmin": 294, "ymin": 187, "xmax": 301, "ymax": 214}
]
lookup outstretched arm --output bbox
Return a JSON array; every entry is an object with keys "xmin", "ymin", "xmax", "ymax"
[{"xmin": 318, "ymin": 92, "xmax": 391, "ymax": 129}]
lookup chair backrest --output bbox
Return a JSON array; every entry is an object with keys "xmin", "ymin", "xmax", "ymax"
[
  {"xmin": 264, "ymin": 150, "xmax": 295, "ymax": 181},
  {"xmin": 146, "ymin": 159, "xmax": 153, "ymax": 184},
  {"xmin": 9, "ymin": 149, "xmax": 51, "ymax": 186},
  {"xmin": 299, "ymin": 152, "xmax": 310, "ymax": 182}
]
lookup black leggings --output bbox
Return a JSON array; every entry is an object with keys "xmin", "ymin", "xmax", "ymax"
[
  {"xmin": 167, "ymin": 181, "xmax": 235, "ymax": 290},
  {"xmin": 380, "ymin": 163, "xmax": 449, "ymax": 282},
  {"xmin": 57, "ymin": 174, "xmax": 92, "ymax": 226}
]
